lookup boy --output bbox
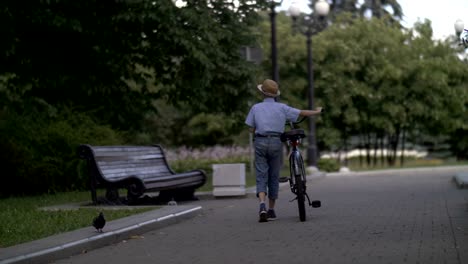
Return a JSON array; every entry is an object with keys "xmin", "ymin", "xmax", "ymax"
[{"xmin": 245, "ymin": 79, "xmax": 322, "ymax": 222}]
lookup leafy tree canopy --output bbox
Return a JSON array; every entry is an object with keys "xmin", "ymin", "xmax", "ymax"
[
  {"xmin": 258, "ymin": 11, "xmax": 468, "ymax": 159},
  {"xmin": 0, "ymin": 0, "xmax": 269, "ymax": 130}
]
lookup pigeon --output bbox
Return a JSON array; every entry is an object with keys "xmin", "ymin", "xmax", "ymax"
[{"xmin": 92, "ymin": 212, "xmax": 106, "ymax": 233}]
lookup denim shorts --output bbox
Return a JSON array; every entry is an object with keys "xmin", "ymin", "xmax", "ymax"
[{"xmin": 254, "ymin": 136, "xmax": 283, "ymax": 199}]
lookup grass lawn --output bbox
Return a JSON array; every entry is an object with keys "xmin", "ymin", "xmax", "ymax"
[
  {"xmin": 0, "ymin": 191, "xmax": 154, "ymax": 248},
  {"xmin": 0, "ymin": 165, "xmax": 257, "ymax": 248}
]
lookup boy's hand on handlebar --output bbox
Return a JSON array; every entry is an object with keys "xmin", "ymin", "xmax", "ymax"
[{"xmin": 299, "ymin": 107, "xmax": 323, "ymax": 117}]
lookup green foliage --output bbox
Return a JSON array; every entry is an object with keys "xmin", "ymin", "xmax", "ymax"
[
  {"xmin": 355, "ymin": 0, "xmax": 403, "ymax": 21},
  {"xmin": 0, "ymin": 0, "xmax": 267, "ymax": 131},
  {"xmin": 318, "ymin": 158, "xmax": 340, "ymax": 172},
  {"xmin": 1, "ymin": 0, "xmax": 467, "ymax": 199},
  {"xmin": 448, "ymin": 128, "xmax": 468, "ymax": 160},
  {"xmin": 0, "ymin": 109, "xmax": 125, "ymax": 197},
  {"xmin": 134, "ymin": 100, "xmax": 249, "ymax": 147},
  {"xmin": 183, "ymin": 113, "xmax": 238, "ymax": 146},
  {"xmin": 0, "ymin": 0, "xmax": 273, "ymax": 197},
  {"xmin": 259, "ymin": 12, "xmax": 468, "ymax": 163}
]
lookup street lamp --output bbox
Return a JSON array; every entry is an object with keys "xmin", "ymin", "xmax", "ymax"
[
  {"xmin": 289, "ymin": 0, "xmax": 330, "ymax": 171},
  {"xmin": 270, "ymin": 0, "xmax": 283, "ymax": 83},
  {"xmin": 454, "ymin": 19, "xmax": 468, "ymax": 50},
  {"xmin": 454, "ymin": 19, "xmax": 464, "ymax": 35}
]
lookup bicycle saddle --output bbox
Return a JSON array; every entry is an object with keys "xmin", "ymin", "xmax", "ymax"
[{"xmin": 280, "ymin": 129, "xmax": 306, "ymax": 142}]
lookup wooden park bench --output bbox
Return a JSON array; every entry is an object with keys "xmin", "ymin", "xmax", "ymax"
[{"xmin": 78, "ymin": 144, "xmax": 207, "ymax": 204}]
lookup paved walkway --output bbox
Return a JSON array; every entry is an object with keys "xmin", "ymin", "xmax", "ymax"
[{"xmin": 1, "ymin": 166, "xmax": 468, "ymax": 264}]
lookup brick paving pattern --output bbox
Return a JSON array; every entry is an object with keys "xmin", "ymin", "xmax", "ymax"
[{"xmin": 53, "ymin": 171, "xmax": 468, "ymax": 264}]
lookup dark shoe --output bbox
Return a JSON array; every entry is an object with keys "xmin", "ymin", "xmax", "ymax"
[
  {"xmin": 279, "ymin": 177, "xmax": 289, "ymax": 183},
  {"xmin": 267, "ymin": 209, "xmax": 277, "ymax": 221},
  {"xmin": 259, "ymin": 203, "xmax": 268, "ymax": 222}
]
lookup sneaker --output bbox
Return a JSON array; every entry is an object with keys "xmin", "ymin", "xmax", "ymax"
[
  {"xmin": 279, "ymin": 177, "xmax": 289, "ymax": 183},
  {"xmin": 259, "ymin": 203, "xmax": 267, "ymax": 222},
  {"xmin": 267, "ymin": 209, "xmax": 277, "ymax": 221}
]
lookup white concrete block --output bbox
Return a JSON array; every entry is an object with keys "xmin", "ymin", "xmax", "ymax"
[
  {"xmin": 212, "ymin": 163, "xmax": 246, "ymax": 197},
  {"xmin": 454, "ymin": 172, "xmax": 468, "ymax": 188},
  {"xmin": 339, "ymin": 167, "xmax": 351, "ymax": 173}
]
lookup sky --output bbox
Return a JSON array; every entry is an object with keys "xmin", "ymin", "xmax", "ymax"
[{"xmin": 280, "ymin": 0, "xmax": 468, "ymax": 40}]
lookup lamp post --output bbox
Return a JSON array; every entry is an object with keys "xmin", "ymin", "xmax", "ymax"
[
  {"xmin": 289, "ymin": 0, "xmax": 329, "ymax": 170},
  {"xmin": 270, "ymin": 0, "xmax": 283, "ymax": 83}
]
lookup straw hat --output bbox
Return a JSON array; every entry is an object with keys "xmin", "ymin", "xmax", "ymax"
[{"xmin": 257, "ymin": 79, "xmax": 280, "ymax": 97}]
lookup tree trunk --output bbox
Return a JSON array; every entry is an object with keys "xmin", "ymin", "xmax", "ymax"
[
  {"xmin": 372, "ymin": 0, "xmax": 382, "ymax": 18},
  {"xmin": 380, "ymin": 136, "xmax": 385, "ymax": 166},
  {"xmin": 400, "ymin": 128, "xmax": 406, "ymax": 167},
  {"xmin": 366, "ymin": 133, "xmax": 371, "ymax": 166},
  {"xmin": 391, "ymin": 126, "xmax": 401, "ymax": 166},
  {"xmin": 344, "ymin": 137, "xmax": 349, "ymax": 166},
  {"xmin": 386, "ymin": 134, "xmax": 391, "ymax": 165},
  {"xmin": 386, "ymin": 134, "xmax": 395, "ymax": 166}
]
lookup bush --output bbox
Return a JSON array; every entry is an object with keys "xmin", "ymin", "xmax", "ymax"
[
  {"xmin": 0, "ymin": 109, "xmax": 125, "ymax": 197},
  {"xmin": 182, "ymin": 113, "xmax": 238, "ymax": 147},
  {"xmin": 318, "ymin": 158, "xmax": 340, "ymax": 172}
]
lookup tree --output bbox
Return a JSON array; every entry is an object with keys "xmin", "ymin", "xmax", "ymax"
[
  {"xmin": 321, "ymin": 16, "xmax": 468, "ymax": 165},
  {"xmin": 358, "ymin": 0, "xmax": 403, "ymax": 20},
  {"xmin": 258, "ymin": 11, "xmax": 468, "ymax": 166},
  {"xmin": 0, "ymin": 0, "xmax": 271, "ymax": 196},
  {"xmin": 0, "ymin": 0, "xmax": 268, "ymax": 130}
]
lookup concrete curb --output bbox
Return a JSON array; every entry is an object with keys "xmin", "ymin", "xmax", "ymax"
[{"xmin": 0, "ymin": 205, "xmax": 202, "ymax": 264}]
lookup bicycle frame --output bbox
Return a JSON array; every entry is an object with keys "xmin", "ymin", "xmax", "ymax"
[{"xmin": 287, "ymin": 140, "xmax": 307, "ymax": 195}]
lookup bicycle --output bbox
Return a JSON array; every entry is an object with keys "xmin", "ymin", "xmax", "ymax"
[{"xmin": 280, "ymin": 116, "xmax": 321, "ymax": 222}]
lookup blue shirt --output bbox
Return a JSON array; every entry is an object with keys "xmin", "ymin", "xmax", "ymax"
[{"xmin": 245, "ymin": 98, "xmax": 301, "ymax": 134}]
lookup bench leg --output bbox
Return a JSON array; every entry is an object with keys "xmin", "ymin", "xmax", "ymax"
[
  {"xmin": 90, "ymin": 178, "xmax": 97, "ymax": 205},
  {"xmin": 158, "ymin": 187, "xmax": 197, "ymax": 202},
  {"xmin": 91, "ymin": 189, "xmax": 97, "ymax": 205},
  {"xmin": 87, "ymin": 161, "xmax": 98, "ymax": 205},
  {"xmin": 105, "ymin": 188, "xmax": 120, "ymax": 203}
]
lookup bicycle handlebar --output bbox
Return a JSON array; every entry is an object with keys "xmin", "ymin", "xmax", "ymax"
[
  {"xmin": 286, "ymin": 108, "xmax": 324, "ymax": 129},
  {"xmin": 286, "ymin": 116, "xmax": 306, "ymax": 130}
]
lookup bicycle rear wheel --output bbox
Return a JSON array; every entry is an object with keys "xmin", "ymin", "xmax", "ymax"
[
  {"xmin": 296, "ymin": 174, "xmax": 306, "ymax": 221},
  {"xmin": 290, "ymin": 150, "xmax": 307, "ymax": 221}
]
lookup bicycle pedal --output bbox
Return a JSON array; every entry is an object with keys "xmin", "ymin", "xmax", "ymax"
[
  {"xmin": 311, "ymin": 200, "xmax": 321, "ymax": 208},
  {"xmin": 279, "ymin": 177, "xmax": 289, "ymax": 183}
]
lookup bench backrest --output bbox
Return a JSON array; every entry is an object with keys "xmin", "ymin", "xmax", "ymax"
[{"xmin": 78, "ymin": 145, "xmax": 174, "ymax": 182}]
